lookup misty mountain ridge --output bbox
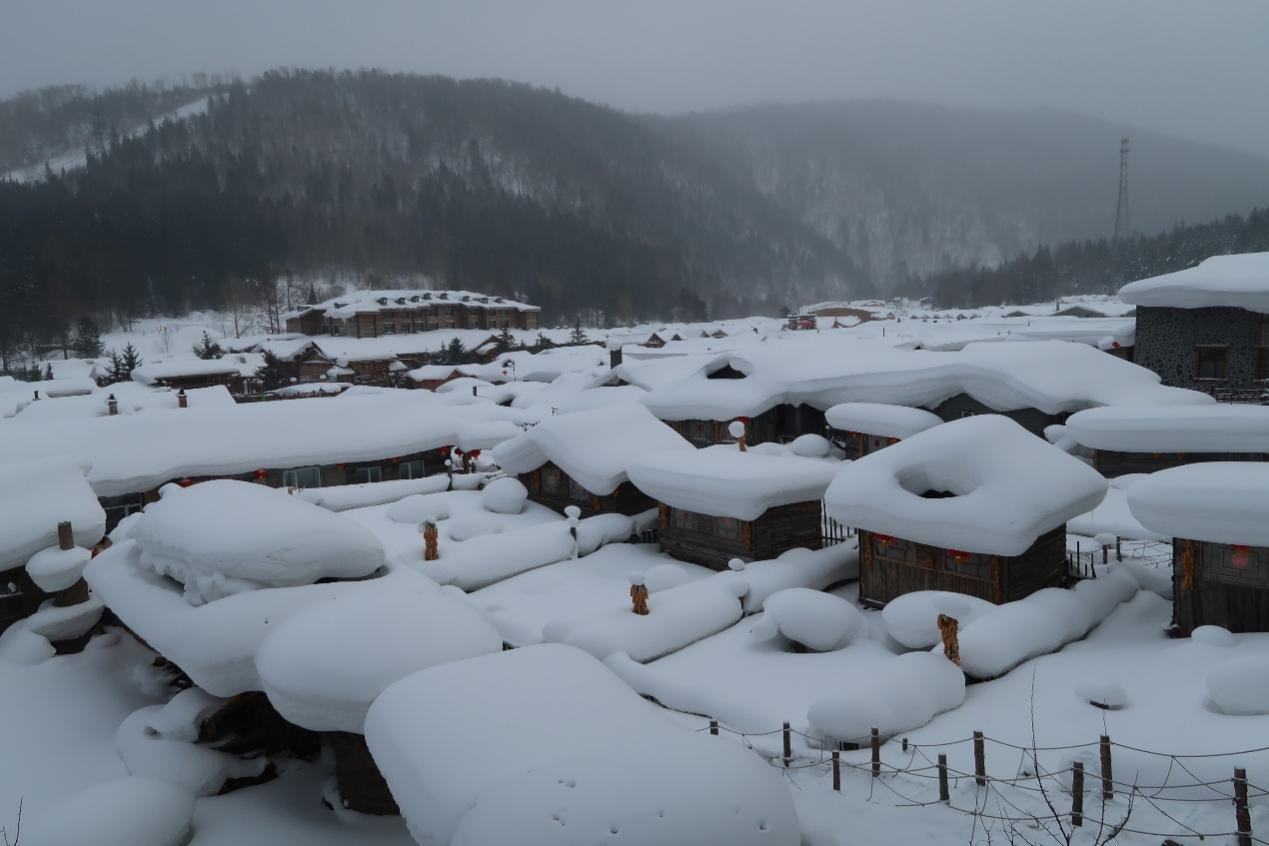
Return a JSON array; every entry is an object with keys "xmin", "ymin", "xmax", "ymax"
[{"xmin": 3, "ymin": 70, "xmax": 1268, "ymax": 331}]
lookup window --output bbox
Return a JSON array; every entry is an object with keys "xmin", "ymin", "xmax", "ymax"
[
  {"xmin": 541, "ymin": 465, "xmax": 563, "ymax": 495},
  {"xmin": 383, "ymin": 322, "xmax": 396, "ymax": 335},
  {"xmin": 1194, "ymin": 345, "xmax": 1230, "ymax": 381},
  {"xmin": 715, "ymin": 516, "xmax": 741, "ymax": 540},
  {"xmin": 568, "ymin": 477, "xmax": 592, "ymax": 501},
  {"xmin": 283, "ymin": 466, "xmax": 322, "ymax": 489},
  {"xmin": 353, "ymin": 466, "xmax": 383, "ymax": 484},
  {"xmin": 399, "ymin": 459, "xmax": 426, "ymax": 479}
]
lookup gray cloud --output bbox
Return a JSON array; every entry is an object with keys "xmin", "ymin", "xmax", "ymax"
[{"xmin": 4, "ymin": 0, "xmax": 1268, "ymax": 156}]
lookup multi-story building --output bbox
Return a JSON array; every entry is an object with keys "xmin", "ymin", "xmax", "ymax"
[{"xmin": 284, "ymin": 290, "xmax": 540, "ymax": 338}]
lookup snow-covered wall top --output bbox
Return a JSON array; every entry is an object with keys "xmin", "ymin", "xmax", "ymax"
[
  {"xmin": 1127, "ymin": 463, "xmax": 1269, "ymax": 546},
  {"xmin": 1119, "ymin": 253, "xmax": 1269, "ymax": 313},
  {"xmin": 627, "ymin": 444, "xmax": 836, "ymax": 520},
  {"xmin": 296, "ymin": 287, "xmax": 542, "ymax": 319},
  {"xmin": 824, "ymin": 403, "xmax": 944, "ymax": 438},
  {"xmin": 1064, "ymin": 404, "xmax": 1269, "ymax": 454},
  {"xmin": 824, "ymin": 415, "xmax": 1108, "ymax": 556},
  {"xmin": 0, "ymin": 457, "xmax": 105, "ymax": 571},
  {"xmin": 0, "ymin": 391, "xmax": 515, "ymax": 497},
  {"xmin": 491, "ymin": 404, "xmax": 692, "ymax": 495},
  {"xmin": 637, "ymin": 336, "xmax": 1207, "ymax": 421}
]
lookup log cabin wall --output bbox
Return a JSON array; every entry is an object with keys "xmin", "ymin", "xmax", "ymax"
[
  {"xmin": 668, "ymin": 407, "xmax": 782, "ymax": 448},
  {"xmin": 1172, "ymin": 538, "xmax": 1269, "ymax": 635},
  {"xmin": 657, "ymin": 500, "xmax": 822, "ymax": 570},
  {"xmin": 1094, "ymin": 449, "xmax": 1266, "ymax": 477},
  {"xmin": 827, "ymin": 428, "xmax": 898, "ymax": 460},
  {"xmin": 858, "ymin": 525, "xmax": 1066, "ymax": 607},
  {"xmin": 520, "ymin": 464, "xmax": 656, "ymax": 517},
  {"xmin": 928, "ymin": 393, "xmax": 1064, "ymax": 438}
]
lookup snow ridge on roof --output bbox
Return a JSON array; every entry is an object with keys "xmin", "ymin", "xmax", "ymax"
[
  {"xmin": 825, "ymin": 415, "xmax": 1108, "ymax": 556},
  {"xmin": 1119, "ymin": 253, "xmax": 1269, "ymax": 313},
  {"xmin": 1127, "ymin": 463, "xmax": 1269, "ymax": 546},
  {"xmin": 1064, "ymin": 404, "xmax": 1269, "ymax": 454}
]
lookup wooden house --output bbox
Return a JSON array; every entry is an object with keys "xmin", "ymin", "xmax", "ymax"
[
  {"xmin": 1064, "ymin": 405, "xmax": 1269, "ymax": 477},
  {"xmin": 1127, "ymin": 463, "xmax": 1269, "ymax": 635},
  {"xmin": 491, "ymin": 404, "xmax": 692, "ymax": 517},
  {"xmin": 627, "ymin": 446, "xmax": 836, "ymax": 570},
  {"xmin": 825, "ymin": 403, "xmax": 943, "ymax": 460},
  {"xmin": 285, "ymin": 289, "xmax": 540, "ymax": 338},
  {"xmin": 825, "ymin": 415, "xmax": 1107, "ymax": 607}
]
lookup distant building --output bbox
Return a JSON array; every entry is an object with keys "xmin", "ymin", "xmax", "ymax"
[{"xmin": 284, "ymin": 289, "xmax": 540, "ymax": 338}]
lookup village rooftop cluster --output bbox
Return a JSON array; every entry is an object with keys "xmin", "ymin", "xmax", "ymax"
[{"xmin": 4, "ymin": 256, "xmax": 1269, "ymax": 845}]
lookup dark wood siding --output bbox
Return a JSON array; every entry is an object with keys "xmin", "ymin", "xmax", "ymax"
[
  {"xmin": 1173, "ymin": 538, "xmax": 1269, "ymax": 635},
  {"xmin": 520, "ymin": 464, "xmax": 656, "ymax": 517},
  {"xmin": 1094, "ymin": 449, "xmax": 1266, "ymax": 477},
  {"xmin": 928, "ymin": 394, "xmax": 1064, "ymax": 438},
  {"xmin": 859, "ymin": 525, "xmax": 1066, "ymax": 607},
  {"xmin": 657, "ymin": 500, "xmax": 822, "ymax": 570}
]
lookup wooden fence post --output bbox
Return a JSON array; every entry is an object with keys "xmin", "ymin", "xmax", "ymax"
[
  {"xmin": 1070, "ymin": 762, "xmax": 1084, "ymax": 827},
  {"xmin": 1099, "ymin": 735, "xmax": 1113, "ymax": 800},
  {"xmin": 832, "ymin": 750, "xmax": 841, "ymax": 792},
  {"xmin": 1234, "ymin": 767, "xmax": 1252, "ymax": 846},
  {"xmin": 782, "ymin": 722, "xmax": 792, "ymax": 767},
  {"xmin": 973, "ymin": 731, "xmax": 986, "ymax": 787},
  {"xmin": 57, "ymin": 520, "xmax": 74, "ymax": 550},
  {"xmin": 938, "ymin": 754, "xmax": 950, "ymax": 802},
  {"xmin": 709, "ymin": 720, "xmax": 718, "ymax": 736},
  {"xmin": 871, "ymin": 727, "xmax": 881, "ymax": 778}
]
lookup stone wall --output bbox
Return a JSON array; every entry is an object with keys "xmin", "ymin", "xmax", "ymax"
[{"xmin": 1134, "ymin": 305, "xmax": 1260, "ymax": 390}]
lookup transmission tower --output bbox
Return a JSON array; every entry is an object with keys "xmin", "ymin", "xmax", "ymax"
[{"xmin": 1113, "ymin": 137, "xmax": 1130, "ymax": 241}]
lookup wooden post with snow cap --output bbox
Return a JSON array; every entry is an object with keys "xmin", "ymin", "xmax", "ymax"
[
  {"xmin": 566, "ymin": 505, "xmax": 581, "ymax": 560},
  {"xmin": 57, "ymin": 521, "xmax": 74, "ymax": 551},
  {"xmin": 729, "ymin": 419, "xmax": 747, "ymax": 452},
  {"xmin": 177, "ymin": 388, "xmax": 188, "ymax": 409},
  {"xmin": 423, "ymin": 519, "xmax": 439, "ymax": 562},
  {"xmin": 629, "ymin": 573, "xmax": 649, "ymax": 616},
  {"xmin": 107, "ymin": 393, "xmax": 118, "ymax": 415}
]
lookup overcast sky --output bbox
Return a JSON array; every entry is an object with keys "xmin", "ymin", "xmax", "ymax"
[{"xmin": 4, "ymin": 0, "xmax": 1268, "ymax": 157}]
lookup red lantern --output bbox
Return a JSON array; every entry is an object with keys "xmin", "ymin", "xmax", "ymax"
[
  {"xmin": 178, "ymin": 477, "xmax": 194, "ymax": 488},
  {"xmin": 440, "ymin": 446, "xmax": 451, "ymax": 458},
  {"xmin": 453, "ymin": 448, "xmax": 464, "ymax": 457},
  {"xmin": 254, "ymin": 468, "xmax": 268, "ymax": 480},
  {"xmin": 949, "ymin": 549, "xmax": 971, "ymax": 563},
  {"xmin": 875, "ymin": 534, "xmax": 894, "ymax": 546},
  {"xmin": 1233, "ymin": 544, "xmax": 1251, "ymax": 569},
  {"xmin": 469, "ymin": 449, "xmax": 481, "ymax": 459}
]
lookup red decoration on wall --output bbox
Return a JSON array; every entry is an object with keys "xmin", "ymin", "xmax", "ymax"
[
  {"xmin": 254, "ymin": 469, "xmax": 268, "ymax": 480},
  {"xmin": 949, "ymin": 549, "xmax": 971, "ymax": 563},
  {"xmin": 440, "ymin": 446, "xmax": 452, "ymax": 457},
  {"xmin": 1233, "ymin": 544, "xmax": 1251, "ymax": 569},
  {"xmin": 177, "ymin": 478, "xmax": 194, "ymax": 488},
  {"xmin": 874, "ymin": 534, "xmax": 894, "ymax": 546}
]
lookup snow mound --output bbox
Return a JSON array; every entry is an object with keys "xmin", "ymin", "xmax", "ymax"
[
  {"xmin": 825, "ymin": 402, "xmax": 943, "ymax": 438},
  {"xmin": 366, "ymin": 644, "xmax": 798, "ymax": 846},
  {"xmin": 446, "ymin": 513, "xmax": 504, "ymax": 542},
  {"xmin": 1119, "ymin": 252, "xmax": 1269, "ymax": 312},
  {"xmin": 0, "ymin": 456, "xmax": 105, "ymax": 571},
  {"xmin": 788, "ymin": 432, "xmax": 832, "ymax": 457},
  {"xmin": 737, "ymin": 544, "xmax": 860, "ymax": 613},
  {"xmin": 24, "ymin": 777, "xmax": 195, "ymax": 846},
  {"xmin": 481, "ymin": 476, "xmax": 527, "ymax": 514},
  {"xmin": 385, "ymin": 492, "xmax": 451, "ymax": 524},
  {"xmin": 1207, "ymin": 658, "xmax": 1269, "ymax": 715},
  {"xmin": 25, "ymin": 545, "xmax": 92, "ymax": 593},
  {"xmin": 1192, "ymin": 625, "xmax": 1236, "ymax": 648},
  {"xmin": 643, "ymin": 562, "xmax": 692, "ymax": 592},
  {"xmin": 132, "ymin": 480, "xmax": 384, "ymax": 603},
  {"xmin": 257, "ymin": 572, "xmax": 501, "ymax": 732},
  {"xmin": 1074, "ymin": 680, "xmax": 1128, "ymax": 709},
  {"xmin": 807, "ymin": 652, "xmax": 965, "ymax": 743},
  {"xmin": 1065, "ymin": 404, "xmax": 1269, "ymax": 454},
  {"xmin": 143, "ymin": 687, "xmax": 226, "ymax": 742},
  {"xmin": 756, "ymin": 588, "xmax": 862, "ymax": 651},
  {"xmin": 299, "ymin": 474, "xmax": 451, "ymax": 511},
  {"xmin": 825, "ymin": 415, "xmax": 1107, "ymax": 556},
  {"xmin": 627, "ymin": 445, "xmax": 836, "ymax": 521},
  {"xmin": 881, "ymin": 591, "xmax": 997, "ymax": 649},
  {"xmin": 1127, "ymin": 463, "xmax": 1269, "ymax": 546},
  {"xmin": 117, "ymin": 705, "xmax": 267, "ymax": 796}
]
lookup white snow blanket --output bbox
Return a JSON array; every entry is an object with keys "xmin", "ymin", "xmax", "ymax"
[
  {"xmin": 491, "ymin": 403, "xmax": 691, "ymax": 495},
  {"xmin": 953, "ymin": 568, "xmax": 1143, "ymax": 678},
  {"xmin": 753, "ymin": 588, "xmax": 863, "ymax": 651},
  {"xmin": 297, "ymin": 474, "xmax": 456, "ymax": 511},
  {"xmin": 627, "ymin": 445, "xmax": 835, "ymax": 521},
  {"xmin": 807, "ymin": 652, "xmax": 966, "ymax": 743},
  {"xmin": 1118, "ymin": 252, "xmax": 1269, "ymax": 312},
  {"xmin": 825, "ymin": 415, "xmax": 1108, "ymax": 556},
  {"xmin": 0, "ymin": 456, "xmax": 105, "ymax": 571},
  {"xmin": 25, "ymin": 545, "xmax": 92, "ymax": 593},
  {"xmin": 256, "ymin": 572, "xmax": 501, "ymax": 732},
  {"xmin": 365, "ymin": 644, "xmax": 799, "ymax": 846},
  {"xmin": 825, "ymin": 402, "xmax": 943, "ymax": 438},
  {"xmin": 1206, "ymin": 657, "xmax": 1269, "ymax": 715},
  {"xmin": 23, "ymin": 776, "xmax": 195, "ymax": 846},
  {"xmin": 1068, "ymin": 474, "xmax": 1168, "ymax": 541},
  {"xmin": 735, "ymin": 543, "xmax": 859, "ymax": 613},
  {"xmin": 1064, "ymin": 404, "xmax": 1269, "ymax": 454},
  {"xmin": 881, "ymin": 591, "xmax": 997, "ymax": 649},
  {"xmin": 117, "ymin": 705, "xmax": 267, "ymax": 796},
  {"xmin": 132, "ymin": 480, "xmax": 384, "ymax": 602},
  {"xmin": 543, "ymin": 575, "xmax": 748, "ymax": 662},
  {"xmin": 1127, "ymin": 462, "xmax": 1269, "ymax": 546}
]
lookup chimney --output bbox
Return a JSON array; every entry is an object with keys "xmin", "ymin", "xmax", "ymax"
[
  {"xmin": 609, "ymin": 347, "xmax": 623, "ymax": 369},
  {"xmin": 57, "ymin": 520, "xmax": 74, "ymax": 551},
  {"xmin": 32, "ymin": 390, "xmax": 40, "ymax": 401},
  {"xmin": 177, "ymin": 388, "xmax": 188, "ymax": 409},
  {"xmin": 107, "ymin": 394, "xmax": 118, "ymax": 416}
]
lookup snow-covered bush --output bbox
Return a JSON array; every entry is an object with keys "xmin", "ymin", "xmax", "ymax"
[
  {"xmin": 481, "ymin": 476, "xmax": 528, "ymax": 514},
  {"xmin": 753, "ymin": 588, "xmax": 862, "ymax": 651},
  {"xmin": 788, "ymin": 433, "xmax": 831, "ymax": 458}
]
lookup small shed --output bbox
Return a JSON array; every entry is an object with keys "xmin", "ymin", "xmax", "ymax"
[
  {"xmin": 1063, "ymin": 404, "xmax": 1267, "ymax": 476},
  {"xmin": 627, "ymin": 446, "xmax": 836, "ymax": 570},
  {"xmin": 1128, "ymin": 463, "xmax": 1269, "ymax": 634},
  {"xmin": 825, "ymin": 402, "xmax": 943, "ymax": 459},
  {"xmin": 825, "ymin": 415, "xmax": 1107, "ymax": 606},
  {"xmin": 491, "ymin": 404, "xmax": 693, "ymax": 517}
]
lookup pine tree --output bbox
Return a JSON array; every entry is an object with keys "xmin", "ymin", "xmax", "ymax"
[
  {"xmin": 534, "ymin": 331, "xmax": 552, "ymax": 350},
  {"xmin": 73, "ymin": 316, "xmax": 104, "ymax": 358},
  {"xmin": 43, "ymin": 362, "xmax": 54, "ymax": 380},
  {"xmin": 254, "ymin": 350, "xmax": 289, "ymax": 390},
  {"xmin": 442, "ymin": 337, "xmax": 466, "ymax": 365},
  {"xmin": 105, "ymin": 350, "xmax": 125, "ymax": 384},
  {"xmin": 569, "ymin": 319, "xmax": 588, "ymax": 344},
  {"xmin": 494, "ymin": 327, "xmax": 515, "ymax": 353},
  {"xmin": 111, "ymin": 343, "xmax": 143, "ymax": 381},
  {"xmin": 193, "ymin": 331, "xmax": 223, "ymax": 360}
]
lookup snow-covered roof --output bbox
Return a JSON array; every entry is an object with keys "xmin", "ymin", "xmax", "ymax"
[
  {"xmin": 491, "ymin": 404, "xmax": 692, "ymax": 495},
  {"xmin": 405, "ymin": 364, "xmax": 460, "ymax": 382},
  {"xmin": 0, "ymin": 391, "xmax": 515, "ymax": 497},
  {"xmin": 7, "ymin": 384, "xmax": 234, "ymax": 424},
  {"xmin": 638, "ymin": 336, "xmax": 1205, "ymax": 422},
  {"xmin": 1119, "ymin": 253, "xmax": 1269, "ymax": 313},
  {"xmin": 305, "ymin": 288, "xmax": 541, "ymax": 315},
  {"xmin": 824, "ymin": 415, "xmax": 1108, "ymax": 555},
  {"xmin": 130, "ymin": 354, "xmax": 262, "ymax": 385},
  {"xmin": 627, "ymin": 444, "xmax": 836, "ymax": 520},
  {"xmin": 132, "ymin": 481, "xmax": 384, "ymax": 602},
  {"xmin": 364, "ymin": 644, "xmax": 798, "ymax": 846},
  {"xmin": 1063, "ymin": 404, "xmax": 1269, "ymax": 454},
  {"xmin": 0, "ymin": 457, "xmax": 105, "ymax": 571},
  {"xmin": 825, "ymin": 403, "xmax": 944, "ymax": 438},
  {"xmin": 1127, "ymin": 463, "xmax": 1269, "ymax": 546}
]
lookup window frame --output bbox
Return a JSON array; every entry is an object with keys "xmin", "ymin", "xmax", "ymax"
[
  {"xmin": 1194, "ymin": 344, "xmax": 1231, "ymax": 381},
  {"xmin": 282, "ymin": 466, "xmax": 322, "ymax": 489}
]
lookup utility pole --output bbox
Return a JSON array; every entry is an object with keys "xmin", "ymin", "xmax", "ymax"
[{"xmin": 1113, "ymin": 137, "xmax": 1130, "ymax": 241}]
